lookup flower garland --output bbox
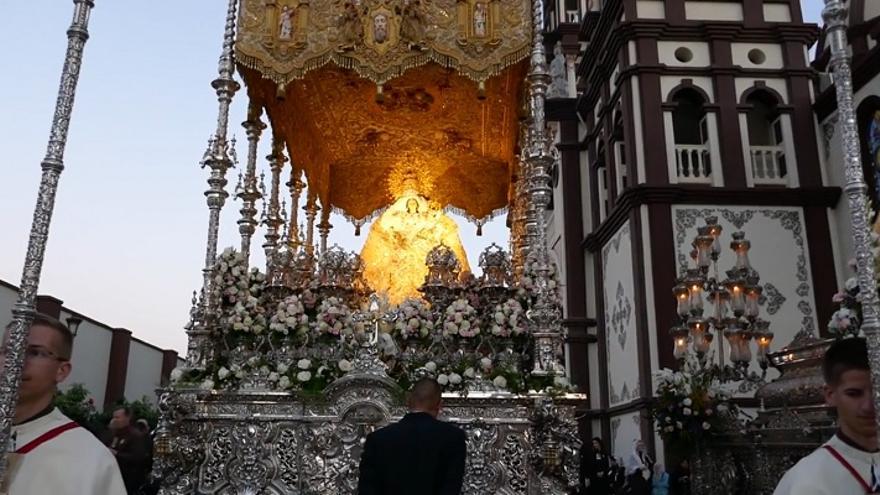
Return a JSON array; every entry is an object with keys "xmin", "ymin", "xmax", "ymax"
[
  {"xmin": 269, "ymin": 295, "xmax": 311, "ymax": 338},
  {"xmin": 316, "ymin": 296, "xmax": 353, "ymax": 339},
  {"xmin": 488, "ymin": 298, "xmax": 527, "ymax": 337},
  {"xmin": 652, "ymin": 354, "xmax": 735, "ymax": 455},
  {"xmin": 395, "ymin": 298, "xmax": 434, "ymax": 339},
  {"xmin": 441, "ymin": 298, "xmax": 480, "ymax": 338}
]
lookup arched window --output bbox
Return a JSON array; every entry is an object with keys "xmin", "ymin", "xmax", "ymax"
[
  {"xmin": 745, "ymin": 91, "xmax": 787, "ymax": 184},
  {"xmin": 671, "ymin": 88, "xmax": 711, "ymax": 182}
]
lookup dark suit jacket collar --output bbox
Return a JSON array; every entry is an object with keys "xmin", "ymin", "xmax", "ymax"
[{"xmin": 402, "ymin": 411, "xmax": 435, "ymax": 421}]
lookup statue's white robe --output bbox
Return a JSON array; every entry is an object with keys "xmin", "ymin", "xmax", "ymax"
[
  {"xmin": 4, "ymin": 408, "xmax": 126, "ymax": 495},
  {"xmin": 774, "ymin": 434, "xmax": 880, "ymax": 495}
]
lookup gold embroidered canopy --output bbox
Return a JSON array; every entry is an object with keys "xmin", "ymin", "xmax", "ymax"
[{"xmin": 236, "ymin": 0, "xmax": 531, "ymax": 222}]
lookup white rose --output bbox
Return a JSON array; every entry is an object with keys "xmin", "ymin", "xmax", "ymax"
[
  {"xmin": 682, "ymin": 398, "xmax": 692, "ymax": 407},
  {"xmin": 493, "ymin": 376, "xmax": 507, "ymax": 388},
  {"xmin": 702, "ymin": 422, "xmax": 711, "ymax": 430},
  {"xmin": 845, "ymin": 277, "xmax": 859, "ymax": 291},
  {"xmin": 675, "ymin": 421, "xmax": 683, "ymax": 430},
  {"xmin": 268, "ymin": 372, "xmax": 280, "ymax": 382},
  {"xmin": 170, "ymin": 368, "xmax": 183, "ymax": 381},
  {"xmin": 279, "ymin": 376, "xmax": 292, "ymax": 389},
  {"xmin": 480, "ymin": 357, "xmax": 492, "ymax": 370},
  {"xmin": 494, "ymin": 312, "xmax": 505, "ymax": 325},
  {"xmin": 339, "ymin": 359, "xmax": 353, "ymax": 372},
  {"xmin": 554, "ymin": 376, "xmax": 569, "ymax": 388},
  {"xmin": 437, "ymin": 374, "xmax": 449, "ymax": 386},
  {"xmin": 464, "ymin": 368, "xmax": 475, "ymax": 379},
  {"xmin": 425, "ymin": 361, "xmax": 437, "ymax": 373},
  {"xmin": 200, "ymin": 379, "xmax": 215, "ymax": 390},
  {"xmin": 683, "ymin": 407, "xmax": 692, "ymax": 416},
  {"xmin": 297, "ymin": 371, "xmax": 312, "ymax": 382},
  {"xmin": 449, "ymin": 373, "xmax": 462, "ymax": 385},
  {"xmin": 298, "ymin": 358, "xmax": 312, "ymax": 370},
  {"xmin": 716, "ymin": 404, "xmax": 728, "ymax": 412},
  {"xmin": 277, "ymin": 363, "xmax": 289, "ymax": 374},
  {"xmin": 259, "ymin": 366, "xmax": 270, "ymax": 376},
  {"xmin": 460, "ymin": 320, "xmax": 471, "ymax": 331},
  {"xmin": 248, "ymin": 356, "xmax": 260, "ymax": 366},
  {"xmin": 218, "ymin": 367, "xmax": 230, "ymax": 380}
]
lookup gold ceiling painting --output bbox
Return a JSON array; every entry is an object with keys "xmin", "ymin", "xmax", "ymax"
[
  {"xmin": 242, "ymin": 61, "xmax": 526, "ymax": 222},
  {"xmin": 237, "ymin": 0, "xmax": 532, "ymax": 85}
]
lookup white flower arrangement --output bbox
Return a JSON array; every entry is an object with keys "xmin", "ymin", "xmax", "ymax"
[
  {"xmin": 395, "ymin": 298, "xmax": 435, "ymax": 339},
  {"xmin": 652, "ymin": 353, "xmax": 734, "ymax": 450},
  {"xmin": 489, "ymin": 298, "xmax": 527, "ymax": 337},
  {"xmin": 441, "ymin": 298, "xmax": 480, "ymax": 338},
  {"xmin": 269, "ymin": 295, "xmax": 310, "ymax": 337},
  {"xmin": 316, "ymin": 297, "xmax": 353, "ymax": 338}
]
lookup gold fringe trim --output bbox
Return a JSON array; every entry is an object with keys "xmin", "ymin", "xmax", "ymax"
[{"xmin": 235, "ymin": 41, "xmax": 531, "ymax": 87}]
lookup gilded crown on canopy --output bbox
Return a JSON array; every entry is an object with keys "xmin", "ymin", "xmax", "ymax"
[
  {"xmin": 316, "ymin": 245, "xmax": 366, "ymax": 301},
  {"xmin": 478, "ymin": 243, "xmax": 511, "ymax": 287},
  {"xmin": 424, "ymin": 242, "xmax": 461, "ymax": 286}
]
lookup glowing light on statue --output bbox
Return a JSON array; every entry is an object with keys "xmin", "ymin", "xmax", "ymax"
[{"xmin": 360, "ymin": 193, "xmax": 470, "ymax": 304}]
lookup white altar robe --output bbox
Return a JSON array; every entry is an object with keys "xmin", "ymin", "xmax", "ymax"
[
  {"xmin": 4, "ymin": 408, "xmax": 126, "ymax": 495},
  {"xmin": 774, "ymin": 434, "xmax": 880, "ymax": 495}
]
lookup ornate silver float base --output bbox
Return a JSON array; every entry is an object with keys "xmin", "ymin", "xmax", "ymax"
[{"xmin": 154, "ymin": 377, "xmax": 583, "ymax": 494}]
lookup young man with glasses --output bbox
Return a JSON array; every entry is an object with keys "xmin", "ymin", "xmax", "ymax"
[{"xmin": 0, "ymin": 313, "xmax": 125, "ymax": 494}]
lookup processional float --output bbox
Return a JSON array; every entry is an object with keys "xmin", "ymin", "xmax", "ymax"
[{"xmin": 151, "ymin": 0, "xmax": 583, "ymax": 493}]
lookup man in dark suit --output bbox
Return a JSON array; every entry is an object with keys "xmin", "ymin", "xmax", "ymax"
[{"xmin": 358, "ymin": 378, "xmax": 467, "ymax": 495}]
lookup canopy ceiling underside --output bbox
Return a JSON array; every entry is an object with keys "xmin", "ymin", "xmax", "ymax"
[{"xmin": 243, "ymin": 62, "xmax": 526, "ymax": 221}]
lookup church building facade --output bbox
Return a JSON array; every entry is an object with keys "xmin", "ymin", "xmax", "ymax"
[{"xmin": 541, "ymin": 0, "xmax": 878, "ymax": 463}]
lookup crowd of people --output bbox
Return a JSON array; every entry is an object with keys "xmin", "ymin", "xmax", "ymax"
[
  {"xmin": 102, "ymin": 406, "xmax": 156, "ymax": 494},
  {"xmin": 579, "ymin": 437, "xmax": 690, "ymax": 495}
]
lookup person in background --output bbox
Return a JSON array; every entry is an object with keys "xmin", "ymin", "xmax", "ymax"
[
  {"xmin": 581, "ymin": 437, "xmax": 611, "ymax": 494},
  {"xmin": 108, "ymin": 406, "xmax": 150, "ymax": 494},
  {"xmin": 609, "ymin": 457, "xmax": 626, "ymax": 494},
  {"xmin": 651, "ymin": 463, "xmax": 669, "ymax": 495},
  {"xmin": 625, "ymin": 439, "xmax": 653, "ymax": 495},
  {"xmin": 773, "ymin": 337, "xmax": 880, "ymax": 494},
  {"xmin": 1, "ymin": 314, "xmax": 125, "ymax": 494},
  {"xmin": 669, "ymin": 459, "xmax": 690, "ymax": 495}
]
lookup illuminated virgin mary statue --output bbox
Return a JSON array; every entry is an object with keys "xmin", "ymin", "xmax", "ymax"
[{"xmin": 360, "ymin": 193, "xmax": 470, "ymax": 303}]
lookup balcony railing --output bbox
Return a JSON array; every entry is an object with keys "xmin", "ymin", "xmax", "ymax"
[
  {"xmin": 749, "ymin": 146, "xmax": 787, "ymax": 185},
  {"xmin": 675, "ymin": 144, "xmax": 713, "ymax": 183}
]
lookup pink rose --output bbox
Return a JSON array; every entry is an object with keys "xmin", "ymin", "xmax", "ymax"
[{"xmin": 832, "ymin": 292, "xmax": 846, "ymax": 303}]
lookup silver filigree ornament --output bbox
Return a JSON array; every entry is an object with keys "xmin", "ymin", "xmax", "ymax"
[
  {"xmin": 0, "ymin": 0, "xmax": 96, "ymax": 478},
  {"xmin": 823, "ymin": 0, "xmax": 880, "ymax": 432}
]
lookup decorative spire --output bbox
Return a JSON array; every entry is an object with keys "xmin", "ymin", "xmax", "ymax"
[
  {"xmin": 263, "ymin": 135, "xmax": 287, "ymax": 265},
  {"xmin": 304, "ymin": 193, "xmax": 320, "ymax": 258},
  {"xmin": 190, "ymin": 0, "xmax": 242, "ymax": 371},
  {"xmin": 286, "ymin": 167, "xmax": 305, "ymax": 249},
  {"xmin": 318, "ymin": 204, "xmax": 333, "ymax": 255},
  {"xmin": 0, "ymin": 0, "xmax": 96, "ymax": 478},
  {"xmin": 237, "ymin": 103, "xmax": 266, "ymax": 266},
  {"xmin": 523, "ymin": 0, "xmax": 564, "ymax": 377}
]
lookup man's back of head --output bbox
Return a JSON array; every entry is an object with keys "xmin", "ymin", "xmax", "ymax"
[{"xmin": 407, "ymin": 377, "xmax": 442, "ymax": 417}]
